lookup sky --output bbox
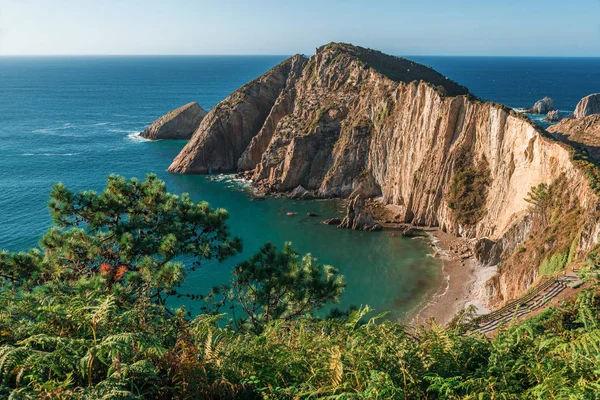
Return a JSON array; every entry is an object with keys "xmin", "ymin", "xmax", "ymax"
[{"xmin": 1, "ymin": 0, "xmax": 599, "ymax": 56}]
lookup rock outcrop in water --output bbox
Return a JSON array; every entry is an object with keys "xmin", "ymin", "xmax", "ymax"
[
  {"xmin": 527, "ymin": 97, "xmax": 555, "ymax": 114},
  {"xmin": 141, "ymin": 102, "xmax": 207, "ymax": 140},
  {"xmin": 544, "ymin": 110, "xmax": 561, "ymax": 122},
  {"xmin": 167, "ymin": 43, "xmax": 600, "ymax": 305},
  {"xmin": 573, "ymin": 93, "xmax": 600, "ymax": 119}
]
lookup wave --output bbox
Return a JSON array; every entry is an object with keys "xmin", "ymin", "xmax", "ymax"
[
  {"xmin": 10, "ymin": 153, "xmax": 79, "ymax": 157},
  {"xmin": 125, "ymin": 132, "xmax": 151, "ymax": 142}
]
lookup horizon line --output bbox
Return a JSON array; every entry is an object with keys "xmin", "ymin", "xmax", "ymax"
[{"xmin": 1, "ymin": 54, "xmax": 600, "ymax": 59}]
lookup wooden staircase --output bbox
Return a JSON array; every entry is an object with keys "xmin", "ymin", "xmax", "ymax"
[{"xmin": 468, "ymin": 275, "xmax": 580, "ymax": 334}]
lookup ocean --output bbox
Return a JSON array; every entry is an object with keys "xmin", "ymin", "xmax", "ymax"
[{"xmin": 1, "ymin": 55, "xmax": 599, "ymax": 319}]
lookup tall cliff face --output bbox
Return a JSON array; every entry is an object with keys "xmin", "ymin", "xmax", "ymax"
[
  {"xmin": 141, "ymin": 102, "xmax": 207, "ymax": 140},
  {"xmin": 168, "ymin": 43, "xmax": 600, "ymax": 305}
]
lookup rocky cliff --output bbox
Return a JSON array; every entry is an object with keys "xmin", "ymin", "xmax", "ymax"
[
  {"xmin": 573, "ymin": 93, "xmax": 600, "ymax": 119},
  {"xmin": 548, "ymin": 114, "xmax": 600, "ymax": 161},
  {"xmin": 167, "ymin": 43, "xmax": 600, "ymax": 305},
  {"xmin": 141, "ymin": 102, "xmax": 207, "ymax": 140}
]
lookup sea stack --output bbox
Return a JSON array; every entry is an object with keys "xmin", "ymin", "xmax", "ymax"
[
  {"xmin": 544, "ymin": 110, "xmax": 561, "ymax": 122},
  {"xmin": 527, "ymin": 96, "xmax": 555, "ymax": 114},
  {"xmin": 573, "ymin": 93, "xmax": 600, "ymax": 119},
  {"xmin": 140, "ymin": 102, "xmax": 207, "ymax": 140}
]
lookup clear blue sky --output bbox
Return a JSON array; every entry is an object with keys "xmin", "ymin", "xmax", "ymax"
[{"xmin": 1, "ymin": 0, "xmax": 599, "ymax": 56}]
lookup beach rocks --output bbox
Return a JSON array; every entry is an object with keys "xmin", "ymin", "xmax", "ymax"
[
  {"xmin": 288, "ymin": 185, "xmax": 314, "ymax": 200},
  {"xmin": 338, "ymin": 196, "xmax": 382, "ymax": 232},
  {"xmin": 322, "ymin": 218, "xmax": 341, "ymax": 225},
  {"xmin": 306, "ymin": 212, "xmax": 318, "ymax": 217},
  {"xmin": 141, "ymin": 102, "xmax": 207, "ymax": 140},
  {"xmin": 527, "ymin": 97, "xmax": 555, "ymax": 114},
  {"xmin": 574, "ymin": 93, "xmax": 600, "ymax": 118},
  {"xmin": 544, "ymin": 110, "xmax": 561, "ymax": 122},
  {"xmin": 400, "ymin": 226, "xmax": 426, "ymax": 238}
]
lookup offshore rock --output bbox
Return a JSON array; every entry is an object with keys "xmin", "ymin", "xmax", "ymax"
[
  {"xmin": 527, "ymin": 97, "xmax": 555, "ymax": 114},
  {"xmin": 141, "ymin": 102, "xmax": 207, "ymax": 140},
  {"xmin": 573, "ymin": 93, "xmax": 600, "ymax": 119},
  {"xmin": 544, "ymin": 110, "xmax": 561, "ymax": 122}
]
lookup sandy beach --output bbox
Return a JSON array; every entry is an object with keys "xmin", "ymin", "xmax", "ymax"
[
  {"xmin": 366, "ymin": 199, "xmax": 496, "ymax": 326},
  {"xmin": 408, "ymin": 229, "xmax": 496, "ymax": 327}
]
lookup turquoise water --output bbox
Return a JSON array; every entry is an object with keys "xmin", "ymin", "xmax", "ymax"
[{"xmin": 0, "ymin": 56, "xmax": 440, "ymax": 320}]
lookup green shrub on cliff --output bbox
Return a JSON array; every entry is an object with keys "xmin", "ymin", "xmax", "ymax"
[
  {"xmin": 540, "ymin": 252, "xmax": 568, "ymax": 275},
  {"xmin": 1, "ymin": 175, "xmax": 599, "ymax": 399},
  {"xmin": 447, "ymin": 156, "xmax": 491, "ymax": 226}
]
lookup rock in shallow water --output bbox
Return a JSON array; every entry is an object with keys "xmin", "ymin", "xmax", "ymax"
[
  {"xmin": 140, "ymin": 102, "xmax": 207, "ymax": 140},
  {"xmin": 527, "ymin": 97, "xmax": 555, "ymax": 114},
  {"xmin": 338, "ymin": 196, "xmax": 382, "ymax": 232},
  {"xmin": 544, "ymin": 110, "xmax": 561, "ymax": 122}
]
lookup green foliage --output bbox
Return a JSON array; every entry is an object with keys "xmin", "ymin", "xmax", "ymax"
[
  {"xmin": 2, "ymin": 175, "xmax": 600, "ymax": 399},
  {"xmin": 572, "ymin": 148, "xmax": 600, "ymax": 195},
  {"xmin": 42, "ymin": 174, "xmax": 242, "ymax": 305},
  {"xmin": 219, "ymin": 242, "xmax": 345, "ymax": 332},
  {"xmin": 447, "ymin": 156, "xmax": 491, "ymax": 225},
  {"xmin": 539, "ymin": 252, "xmax": 568, "ymax": 275},
  {"xmin": 525, "ymin": 182, "xmax": 551, "ymax": 226}
]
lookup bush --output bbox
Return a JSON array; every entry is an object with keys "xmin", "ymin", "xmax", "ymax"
[{"xmin": 540, "ymin": 252, "xmax": 568, "ymax": 275}]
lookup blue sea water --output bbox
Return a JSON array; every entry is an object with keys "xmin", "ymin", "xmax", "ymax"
[{"xmin": 1, "ymin": 55, "xmax": 599, "ymax": 319}]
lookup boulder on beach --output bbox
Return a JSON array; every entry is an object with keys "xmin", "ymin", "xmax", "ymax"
[
  {"xmin": 527, "ymin": 97, "xmax": 555, "ymax": 114},
  {"xmin": 322, "ymin": 218, "xmax": 341, "ymax": 225},
  {"xmin": 288, "ymin": 185, "xmax": 315, "ymax": 200},
  {"xmin": 338, "ymin": 196, "xmax": 382, "ymax": 232},
  {"xmin": 141, "ymin": 102, "xmax": 207, "ymax": 140},
  {"xmin": 574, "ymin": 93, "xmax": 600, "ymax": 119}
]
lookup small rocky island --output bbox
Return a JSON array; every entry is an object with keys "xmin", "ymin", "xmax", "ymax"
[
  {"xmin": 527, "ymin": 96, "xmax": 555, "ymax": 114},
  {"xmin": 160, "ymin": 43, "xmax": 600, "ymax": 308},
  {"xmin": 573, "ymin": 93, "xmax": 600, "ymax": 119},
  {"xmin": 140, "ymin": 101, "xmax": 207, "ymax": 140}
]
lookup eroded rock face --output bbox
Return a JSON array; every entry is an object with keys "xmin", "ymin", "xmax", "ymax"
[
  {"xmin": 168, "ymin": 55, "xmax": 308, "ymax": 173},
  {"xmin": 141, "ymin": 102, "xmax": 207, "ymax": 140},
  {"xmin": 166, "ymin": 42, "xmax": 600, "ymax": 305},
  {"xmin": 338, "ymin": 196, "xmax": 382, "ymax": 231},
  {"xmin": 574, "ymin": 93, "xmax": 600, "ymax": 119},
  {"xmin": 528, "ymin": 97, "xmax": 555, "ymax": 114},
  {"xmin": 548, "ymin": 114, "xmax": 600, "ymax": 161}
]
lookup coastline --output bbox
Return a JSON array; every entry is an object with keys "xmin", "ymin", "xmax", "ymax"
[
  {"xmin": 407, "ymin": 229, "xmax": 495, "ymax": 327},
  {"xmin": 364, "ymin": 199, "xmax": 495, "ymax": 326},
  {"xmin": 241, "ymin": 187, "xmax": 495, "ymax": 326}
]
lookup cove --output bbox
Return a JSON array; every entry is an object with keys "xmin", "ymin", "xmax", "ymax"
[{"xmin": 0, "ymin": 55, "xmax": 441, "ymax": 321}]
